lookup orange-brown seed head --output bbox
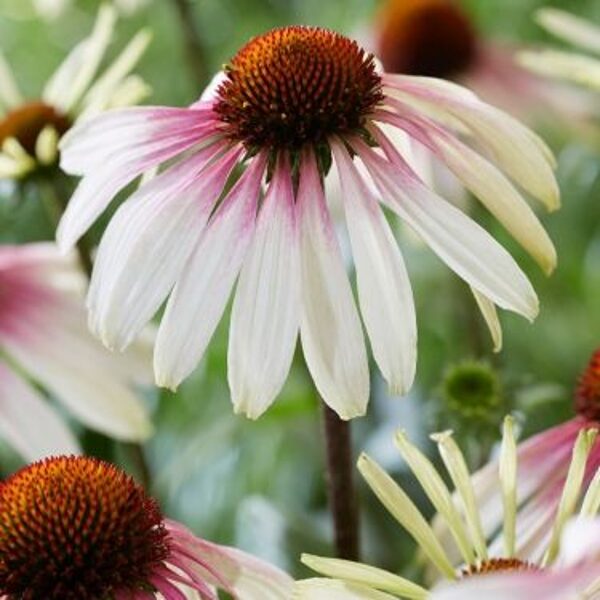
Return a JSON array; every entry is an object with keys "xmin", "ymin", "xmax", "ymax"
[
  {"xmin": 462, "ymin": 558, "xmax": 540, "ymax": 577},
  {"xmin": 215, "ymin": 26, "xmax": 384, "ymax": 150},
  {"xmin": 0, "ymin": 456, "xmax": 169, "ymax": 599},
  {"xmin": 376, "ymin": 0, "xmax": 477, "ymax": 79},
  {"xmin": 575, "ymin": 349, "xmax": 600, "ymax": 422},
  {"xmin": 0, "ymin": 101, "xmax": 70, "ymax": 155}
]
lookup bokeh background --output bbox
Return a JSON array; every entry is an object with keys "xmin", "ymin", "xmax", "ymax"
[{"xmin": 0, "ymin": 0, "xmax": 599, "ymax": 581}]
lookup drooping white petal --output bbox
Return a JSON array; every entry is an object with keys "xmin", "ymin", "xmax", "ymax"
[
  {"xmin": 0, "ymin": 50, "xmax": 22, "ymax": 109},
  {"xmin": 332, "ymin": 139, "xmax": 417, "ymax": 396},
  {"xmin": 536, "ymin": 8, "xmax": 600, "ymax": 54},
  {"xmin": 301, "ymin": 554, "xmax": 428, "ymax": 599},
  {"xmin": 355, "ymin": 136, "xmax": 539, "ymax": 322},
  {"xmin": 43, "ymin": 4, "xmax": 117, "ymax": 113},
  {"xmin": 88, "ymin": 145, "xmax": 240, "ymax": 351},
  {"xmin": 0, "ymin": 361, "xmax": 80, "ymax": 460},
  {"xmin": 471, "ymin": 288, "xmax": 502, "ymax": 353},
  {"xmin": 297, "ymin": 149, "xmax": 369, "ymax": 419},
  {"xmin": 383, "ymin": 75, "xmax": 559, "ymax": 210},
  {"xmin": 228, "ymin": 155, "xmax": 300, "ymax": 419},
  {"xmin": 295, "ymin": 579, "xmax": 398, "ymax": 600},
  {"xmin": 375, "ymin": 110, "xmax": 556, "ymax": 274},
  {"xmin": 154, "ymin": 154, "xmax": 267, "ymax": 390}
]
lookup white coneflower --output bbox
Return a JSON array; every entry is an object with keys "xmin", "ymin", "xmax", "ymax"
[
  {"xmin": 0, "ymin": 243, "xmax": 153, "ymax": 460},
  {"xmin": 0, "ymin": 3, "xmax": 150, "ymax": 181},
  {"xmin": 57, "ymin": 26, "xmax": 557, "ymax": 420},
  {"xmin": 519, "ymin": 8, "xmax": 600, "ymax": 93},
  {"xmin": 297, "ymin": 417, "xmax": 600, "ymax": 599},
  {"xmin": 0, "ymin": 455, "xmax": 292, "ymax": 599}
]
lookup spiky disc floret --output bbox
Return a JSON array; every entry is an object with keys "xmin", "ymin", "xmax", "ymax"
[
  {"xmin": 377, "ymin": 0, "xmax": 477, "ymax": 78},
  {"xmin": 462, "ymin": 558, "xmax": 540, "ymax": 577},
  {"xmin": 575, "ymin": 349, "xmax": 600, "ymax": 422},
  {"xmin": 215, "ymin": 26, "xmax": 384, "ymax": 150},
  {"xmin": 0, "ymin": 456, "xmax": 169, "ymax": 599},
  {"xmin": 0, "ymin": 101, "xmax": 70, "ymax": 155}
]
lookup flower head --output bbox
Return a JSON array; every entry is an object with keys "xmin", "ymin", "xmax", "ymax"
[
  {"xmin": 296, "ymin": 417, "xmax": 600, "ymax": 599},
  {"xmin": 519, "ymin": 9, "xmax": 600, "ymax": 92},
  {"xmin": 58, "ymin": 26, "xmax": 557, "ymax": 420},
  {"xmin": 0, "ymin": 243, "xmax": 153, "ymax": 461},
  {"xmin": 0, "ymin": 4, "xmax": 150, "ymax": 181},
  {"xmin": 0, "ymin": 455, "xmax": 292, "ymax": 599}
]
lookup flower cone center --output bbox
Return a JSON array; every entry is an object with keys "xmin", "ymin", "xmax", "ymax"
[
  {"xmin": 462, "ymin": 557, "xmax": 540, "ymax": 578},
  {"xmin": 0, "ymin": 456, "xmax": 169, "ymax": 600},
  {"xmin": 575, "ymin": 349, "xmax": 600, "ymax": 422},
  {"xmin": 0, "ymin": 101, "xmax": 70, "ymax": 155},
  {"xmin": 215, "ymin": 26, "xmax": 384, "ymax": 150},
  {"xmin": 377, "ymin": 0, "xmax": 477, "ymax": 78}
]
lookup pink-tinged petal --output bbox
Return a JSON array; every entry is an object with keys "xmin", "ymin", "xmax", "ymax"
[
  {"xmin": 228, "ymin": 155, "xmax": 300, "ymax": 419},
  {"xmin": 87, "ymin": 145, "xmax": 240, "ymax": 352},
  {"xmin": 430, "ymin": 563, "xmax": 600, "ymax": 600},
  {"xmin": 354, "ymin": 135, "xmax": 539, "ymax": 322},
  {"xmin": 166, "ymin": 520, "xmax": 293, "ymax": 600},
  {"xmin": 294, "ymin": 579, "xmax": 398, "ymax": 600},
  {"xmin": 332, "ymin": 139, "xmax": 417, "ymax": 396},
  {"xmin": 375, "ymin": 108, "xmax": 556, "ymax": 275},
  {"xmin": 560, "ymin": 518, "xmax": 600, "ymax": 566},
  {"xmin": 154, "ymin": 154, "xmax": 267, "ymax": 390},
  {"xmin": 148, "ymin": 575, "xmax": 189, "ymax": 600},
  {"xmin": 382, "ymin": 75, "xmax": 559, "ymax": 210},
  {"xmin": 297, "ymin": 149, "xmax": 369, "ymax": 419},
  {"xmin": 0, "ymin": 360, "xmax": 80, "ymax": 460},
  {"xmin": 57, "ymin": 107, "xmax": 221, "ymax": 251}
]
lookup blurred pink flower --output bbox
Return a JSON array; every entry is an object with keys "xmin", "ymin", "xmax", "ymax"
[
  {"xmin": 0, "ymin": 243, "xmax": 153, "ymax": 460},
  {"xmin": 58, "ymin": 26, "xmax": 557, "ymax": 420}
]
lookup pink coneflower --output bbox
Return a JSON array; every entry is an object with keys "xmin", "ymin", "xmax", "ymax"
[
  {"xmin": 0, "ymin": 4, "xmax": 150, "ymax": 181},
  {"xmin": 0, "ymin": 243, "xmax": 153, "ymax": 461},
  {"xmin": 297, "ymin": 419, "xmax": 600, "ymax": 599},
  {"xmin": 57, "ymin": 26, "xmax": 558, "ymax": 420},
  {"xmin": 0, "ymin": 455, "xmax": 292, "ymax": 599},
  {"xmin": 431, "ymin": 348, "xmax": 600, "ymax": 574},
  {"xmin": 373, "ymin": 0, "xmax": 592, "ymax": 121}
]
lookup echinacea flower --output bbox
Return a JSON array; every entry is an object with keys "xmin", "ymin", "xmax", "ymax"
[
  {"xmin": 0, "ymin": 243, "xmax": 153, "ymax": 461},
  {"xmin": 0, "ymin": 455, "xmax": 293, "ymax": 599},
  {"xmin": 0, "ymin": 3, "xmax": 150, "ymax": 181},
  {"xmin": 58, "ymin": 26, "xmax": 558, "ymax": 420},
  {"xmin": 432, "ymin": 348, "xmax": 600, "ymax": 575},
  {"xmin": 372, "ymin": 0, "xmax": 593, "ymax": 121},
  {"xmin": 296, "ymin": 417, "xmax": 600, "ymax": 599},
  {"xmin": 519, "ymin": 8, "xmax": 600, "ymax": 93}
]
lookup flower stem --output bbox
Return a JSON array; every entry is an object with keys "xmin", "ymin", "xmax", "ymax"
[
  {"xmin": 322, "ymin": 404, "xmax": 360, "ymax": 561},
  {"xmin": 170, "ymin": 0, "xmax": 209, "ymax": 90}
]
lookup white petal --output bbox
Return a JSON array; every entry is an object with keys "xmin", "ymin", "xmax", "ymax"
[
  {"xmin": 0, "ymin": 50, "xmax": 22, "ymax": 109},
  {"xmin": 0, "ymin": 360, "xmax": 80, "ymax": 460},
  {"xmin": 81, "ymin": 29, "xmax": 152, "ymax": 116},
  {"xmin": 301, "ymin": 554, "xmax": 427, "ymax": 598},
  {"xmin": 356, "ymin": 137, "xmax": 539, "ymax": 322},
  {"xmin": 297, "ymin": 150, "xmax": 369, "ymax": 419},
  {"xmin": 332, "ymin": 139, "xmax": 416, "ymax": 396},
  {"xmin": 383, "ymin": 76, "xmax": 559, "ymax": 209},
  {"xmin": 228, "ymin": 156, "xmax": 300, "ymax": 419},
  {"xmin": 154, "ymin": 154, "xmax": 266, "ymax": 389},
  {"xmin": 536, "ymin": 8, "xmax": 600, "ymax": 54},
  {"xmin": 519, "ymin": 50, "xmax": 600, "ymax": 92},
  {"xmin": 295, "ymin": 579, "xmax": 398, "ymax": 600},
  {"xmin": 560, "ymin": 518, "xmax": 600, "ymax": 566},
  {"xmin": 471, "ymin": 287, "xmax": 503, "ymax": 353},
  {"xmin": 88, "ymin": 146, "xmax": 240, "ymax": 351},
  {"xmin": 42, "ymin": 4, "xmax": 117, "ymax": 113}
]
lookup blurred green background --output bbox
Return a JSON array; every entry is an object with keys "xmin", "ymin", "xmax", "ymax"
[{"xmin": 0, "ymin": 0, "xmax": 599, "ymax": 582}]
